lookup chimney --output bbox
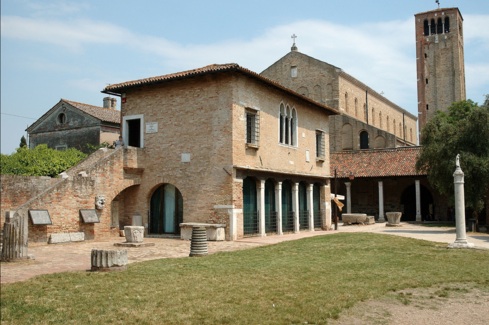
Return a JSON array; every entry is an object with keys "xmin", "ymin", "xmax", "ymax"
[{"xmin": 103, "ymin": 97, "xmax": 117, "ymax": 110}]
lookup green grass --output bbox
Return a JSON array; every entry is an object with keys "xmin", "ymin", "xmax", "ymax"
[{"xmin": 2, "ymin": 233, "xmax": 489, "ymax": 324}]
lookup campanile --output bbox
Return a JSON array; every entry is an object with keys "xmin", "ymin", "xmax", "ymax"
[{"xmin": 414, "ymin": 7, "xmax": 466, "ymax": 133}]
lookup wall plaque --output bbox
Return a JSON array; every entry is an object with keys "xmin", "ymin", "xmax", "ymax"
[
  {"xmin": 80, "ymin": 209, "xmax": 100, "ymax": 223},
  {"xmin": 29, "ymin": 210, "xmax": 52, "ymax": 225},
  {"xmin": 145, "ymin": 122, "xmax": 158, "ymax": 133}
]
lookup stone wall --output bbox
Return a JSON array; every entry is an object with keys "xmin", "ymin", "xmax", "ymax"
[{"xmin": 119, "ymin": 71, "xmax": 332, "ymax": 238}]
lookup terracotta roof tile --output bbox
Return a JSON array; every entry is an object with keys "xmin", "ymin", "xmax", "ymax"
[
  {"xmin": 330, "ymin": 147, "xmax": 425, "ymax": 178},
  {"xmin": 102, "ymin": 63, "xmax": 340, "ymax": 116},
  {"xmin": 63, "ymin": 99, "xmax": 121, "ymax": 124}
]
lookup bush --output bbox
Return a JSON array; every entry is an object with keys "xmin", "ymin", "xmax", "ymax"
[{"xmin": 0, "ymin": 144, "xmax": 87, "ymax": 177}]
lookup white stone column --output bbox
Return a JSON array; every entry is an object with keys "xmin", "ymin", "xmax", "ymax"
[
  {"xmin": 307, "ymin": 184, "xmax": 314, "ymax": 231},
  {"xmin": 378, "ymin": 181, "xmax": 385, "ymax": 222},
  {"xmin": 449, "ymin": 155, "xmax": 474, "ymax": 248},
  {"xmin": 345, "ymin": 182, "xmax": 352, "ymax": 214},
  {"xmin": 293, "ymin": 182, "xmax": 299, "ymax": 233},
  {"xmin": 324, "ymin": 184, "xmax": 332, "ymax": 230},
  {"xmin": 415, "ymin": 180, "xmax": 422, "ymax": 222},
  {"xmin": 275, "ymin": 181, "xmax": 283, "ymax": 235},
  {"xmin": 258, "ymin": 179, "xmax": 266, "ymax": 237}
]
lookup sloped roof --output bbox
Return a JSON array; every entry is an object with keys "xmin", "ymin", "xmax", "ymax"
[
  {"xmin": 102, "ymin": 63, "xmax": 340, "ymax": 116},
  {"xmin": 330, "ymin": 147, "xmax": 425, "ymax": 178},
  {"xmin": 63, "ymin": 99, "xmax": 120, "ymax": 124},
  {"xmin": 26, "ymin": 99, "xmax": 120, "ymax": 132}
]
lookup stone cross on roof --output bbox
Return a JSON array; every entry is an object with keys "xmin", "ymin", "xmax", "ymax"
[{"xmin": 291, "ymin": 34, "xmax": 298, "ymax": 51}]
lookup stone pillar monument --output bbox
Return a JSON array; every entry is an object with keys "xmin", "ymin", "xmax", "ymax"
[
  {"xmin": 449, "ymin": 154, "xmax": 474, "ymax": 249},
  {"xmin": 345, "ymin": 182, "xmax": 352, "ymax": 214},
  {"xmin": 378, "ymin": 181, "xmax": 385, "ymax": 222}
]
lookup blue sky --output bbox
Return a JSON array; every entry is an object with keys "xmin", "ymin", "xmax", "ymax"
[{"xmin": 1, "ymin": 0, "xmax": 488, "ymax": 154}]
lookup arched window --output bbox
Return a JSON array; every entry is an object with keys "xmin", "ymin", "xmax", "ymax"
[
  {"xmin": 360, "ymin": 131, "xmax": 369, "ymax": 149},
  {"xmin": 354, "ymin": 98, "xmax": 358, "ymax": 117},
  {"xmin": 437, "ymin": 18, "xmax": 443, "ymax": 34},
  {"xmin": 371, "ymin": 107, "xmax": 375, "ymax": 125},
  {"xmin": 290, "ymin": 108, "xmax": 297, "ymax": 146},
  {"xmin": 399, "ymin": 123, "xmax": 403, "ymax": 137},
  {"xmin": 57, "ymin": 113, "xmax": 67, "ymax": 124},
  {"xmin": 379, "ymin": 112, "xmax": 382, "ymax": 129},
  {"xmin": 386, "ymin": 116, "xmax": 390, "ymax": 132},
  {"xmin": 423, "ymin": 19, "xmax": 429, "ymax": 36},
  {"xmin": 430, "ymin": 19, "xmax": 436, "ymax": 35},
  {"xmin": 444, "ymin": 17, "xmax": 450, "ymax": 33},
  {"xmin": 344, "ymin": 92, "xmax": 349, "ymax": 113},
  {"xmin": 393, "ymin": 119, "xmax": 396, "ymax": 136},
  {"xmin": 279, "ymin": 103, "xmax": 297, "ymax": 146}
]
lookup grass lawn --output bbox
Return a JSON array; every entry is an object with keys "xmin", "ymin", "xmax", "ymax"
[{"xmin": 1, "ymin": 232, "xmax": 489, "ymax": 324}]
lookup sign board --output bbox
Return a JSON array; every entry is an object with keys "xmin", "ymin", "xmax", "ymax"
[
  {"xmin": 79, "ymin": 209, "xmax": 100, "ymax": 223},
  {"xmin": 29, "ymin": 210, "xmax": 52, "ymax": 225},
  {"xmin": 145, "ymin": 122, "xmax": 158, "ymax": 133}
]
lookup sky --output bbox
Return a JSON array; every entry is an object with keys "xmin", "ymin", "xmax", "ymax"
[{"xmin": 1, "ymin": 0, "xmax": 489, "ymax": 154}]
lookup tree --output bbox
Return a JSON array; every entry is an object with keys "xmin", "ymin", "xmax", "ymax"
[
  {"xmin": 416, "ymin": 99, "xmax": 489, "ymax": 225},
  {"xmin": 0, "ymin": 144, "xmax": 87, "ymax": 177},
  {"xmin": 19, "ymin": 136, "xmax": 27, "ymax": 148}
]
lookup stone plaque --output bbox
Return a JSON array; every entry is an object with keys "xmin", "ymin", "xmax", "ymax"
[
  {"xmin": 29, "ymin": 210, "xmax": 52, "ymax": 225},
  {"xmin": 145, "ymin": 122, "xmax": 158, "ymax": 133},
  {"xmin": 80, "ymin": 209, "xmax": 100, "ymax": 223}
]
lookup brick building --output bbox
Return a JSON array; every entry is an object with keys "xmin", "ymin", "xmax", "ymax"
[
  {"xmin": 415, "ymin": 7, "xmax": 466, "ymax": 133},
  {"xmin": 261, "ymin": 47, "xmax": 418, "ymax": 151},
  {"xmin": 101, "ymin": 63, "xmax": 339, "ymax": 239},
  {"xmin": 26, "ymin": 98, "xmax": 121, "ymax": 153}
]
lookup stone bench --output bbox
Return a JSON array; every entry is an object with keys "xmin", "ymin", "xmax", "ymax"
[
  {"xmin": 180, "ymin": 223, "xmax": 225, "ymax": 241},
  {"xmin": 48, "ymin": 232, "xmax": 85, "ymax": 244},
  {"xmin": 342, "ymin": 214, "xmax": 375, "ymax": 225}
]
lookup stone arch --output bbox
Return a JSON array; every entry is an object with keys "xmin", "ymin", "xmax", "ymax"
[
  {"xmin": 341, "ymin": 123, "xmax": 353, "ymax": 150},
  {"xmin": 373, "ymin": 135, "xmax": 386, "ymax": 149},
  {"xmin": 360, "ymin": 130, "xmax": 369, "ymax": 149},
  {"xmin": 297, "ymin": 86, "xmax": 309, "ymax": 97},
  {"xmin": 149, "ymin": 183, "xmax": 183, "ymax": 235}
]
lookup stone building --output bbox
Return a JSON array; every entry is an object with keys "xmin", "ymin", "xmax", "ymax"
[
  {"xmin": 101, "ymin": 63, "xmax": 339, "ymax": 240},
  {"xmin": 26, "ymin": 98, "xmax": 121, "ymax": 153},
  {"xmin": 415, "ymin": 7, "xmax": 466, "ymax": 133},
  {"xmin": 261, "ymin": 48, "xmax": 418, "ymax": 151}
]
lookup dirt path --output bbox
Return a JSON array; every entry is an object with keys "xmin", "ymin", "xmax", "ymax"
[{"xmin": 329, "ymin": 283, "xmax": 489, "ymax": 325}]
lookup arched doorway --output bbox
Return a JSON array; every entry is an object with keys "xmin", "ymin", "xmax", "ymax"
[
  {"xmin": 265, "ymin": 179, "xmax": 276, "ymax": 233},
  {"xmin": 299, "ymin": 182, "xmax": 308, "ymax": 230},
  {"xmin": 360, "ymin": 131, "xmax": 369, "ymax": 149},
  {"xmin": 282, "ymin": 180, "xmax": 294, "ymax": 232},
  {"xmin": 243, "ymin": 177, "xmax": 258, "ymax": 236},
  {"xmin": 313, "ymin": 183, "xmax": 322, "ymax": 228},
  {"xmin": 400, "ymin": 184, "xmax": 434, "ymax": 221},
  {"xmin": 149, "ymin": 184, "xmax": 183, "ymax": 235}
]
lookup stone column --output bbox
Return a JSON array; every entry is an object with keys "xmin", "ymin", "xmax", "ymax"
[
  {"xmin": 345, "ymin": 182, "xmax": 352, "ymax": 214},
  {"xmin": 292, "ymin": 182, "xmax": 300, "ymax": 233},
  {"xmin": 324, "ymin": 184, "xmax": 332, "ymax": 230},
  {"xmin": 307, "ymin": 184, "xmax": 314, "ymax": 231},
  {"xmin": 258, "ymin": 179, "xmax": 266, "ymax": 237},
  {"xmin": 275, "ymin": 181, "xmax": 283, "ymax": 235},
  {"xmin": 378, "ymin": 181, "xmax": 385, "ymax": 222},
  {"xmin": 449, "ymin": 155, "xmax": 474, "ymax": 248},
  {"xmin": 415, "ymin": 180, "xmax": 422, "ymax": 222}
]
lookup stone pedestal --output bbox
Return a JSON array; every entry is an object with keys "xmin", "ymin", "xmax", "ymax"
[
  {"xmin": 386, "ymin": 212, "xmax": 402, "ymax": 227},
  {"xmin": 114, "ymin": 226, "xmax": 155, "ymax": 247},
  {"xmin": 189, "ymin": 227, "xmax": 208, "ymax": 257},
  {"xmin": 91, "ymin": 249, "xmax": 127, "ymax": 272},
  {"xmin": 124, "ymin": 226, "xmax": 144, "ymax": 243}
]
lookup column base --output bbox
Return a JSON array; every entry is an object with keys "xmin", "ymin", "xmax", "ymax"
[{"xmin": 448, "ymin": 240, "xmax": 475, "ymax": 249}]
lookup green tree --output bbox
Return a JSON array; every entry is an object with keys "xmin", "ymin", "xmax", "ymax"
[
  {"xmin": 0, "ymin": 144, "xmax": 87, "ymax": 177},
  {"xmin": 19, "ymin": 136, "xmax": 27, "ymax": 148},
  {"xmin": 416, "ymin": 99, "xmax": 489, "ymax": 225}
]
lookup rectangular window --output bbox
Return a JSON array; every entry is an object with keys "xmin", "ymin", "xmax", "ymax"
[
  {"xmin": 316, "ymin": 130, "xmax": 325, "ymax": 161},
  {"xmin": 246, "ymin": 108, "xmax": 259, "ymax": 147},
  {"xmin": 291, "ymin": 66, "xmax": 298, "ymax": 78}
]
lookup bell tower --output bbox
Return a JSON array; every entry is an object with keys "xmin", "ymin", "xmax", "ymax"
[{"xmin": 415, "ymin": 7, "xmax": 466, "ymax": 133}]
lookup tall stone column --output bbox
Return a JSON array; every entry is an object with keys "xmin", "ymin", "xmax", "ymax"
[
  {"xmin": 307, "ymin": 184, "xmax": 314, "ymax": 231},
  {"xmin": 258, "ymin": 179, "xmax": 266, "ymax": 237},
  {"xmin": 449, "ymin": 155, "xmax": 474, "ymax": 248},
  {"xmin": 345, "ymin": 182, "xmax": 352, "ymax": 214},
  {"xmin": 415, "ymin": 180, "xmax": 422, "ymax": 222},
  {"xmin": 378, "ymin": 181, "xmax": 385, "ymax": 222},
  {"xmin": 292, "ymin": 182, "xmax": 300, "ymax": 233},
  {"xmin": 275, "ymin": 182, "xmax": 283, "ymax": 235}
]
